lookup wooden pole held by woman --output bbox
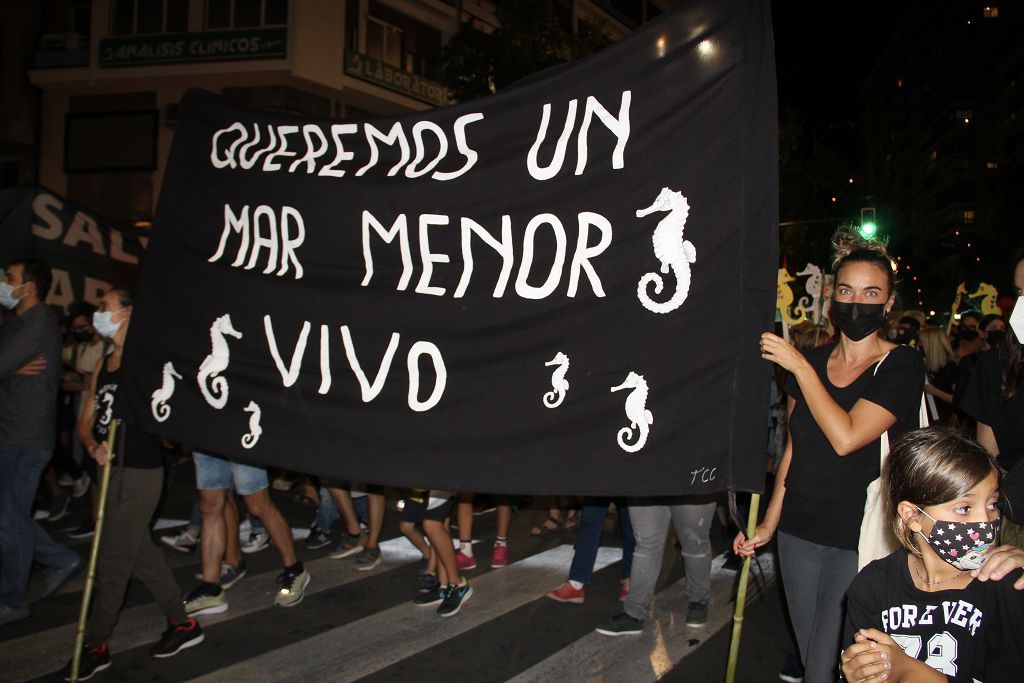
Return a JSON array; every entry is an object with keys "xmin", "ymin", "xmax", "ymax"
[
  {"xmin": 726, "ymin": 492, "xmax": 761, "ymax": 683},
  {"xmin": 70, "ymin": 420, "xmax": 118, "ymax": 683}
]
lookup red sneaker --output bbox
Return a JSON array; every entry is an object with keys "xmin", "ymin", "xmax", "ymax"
[
  {"xmin": 490, "ymin": 544, "xmax": 508, "ymax": 568},
  {"xmin": 546, "ymin": 582, "xmax": 585, "ymax": 604},
  {"xmin": 456, "ymin": 551, "xmax": 477, "ymax": 571}
]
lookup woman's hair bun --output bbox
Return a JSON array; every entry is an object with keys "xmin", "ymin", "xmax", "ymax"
[{"xmin": 831, "ymin": 225, "xmax": 891, "ymax": 272}]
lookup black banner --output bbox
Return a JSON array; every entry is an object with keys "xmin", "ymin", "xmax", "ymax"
[
  {"xmin": 122, "ymin": 0, "xmax": 778, "ymax": 495},
  {"xmin": 0, "ymin": 186, "xmax": 146, "ymax": 313}
]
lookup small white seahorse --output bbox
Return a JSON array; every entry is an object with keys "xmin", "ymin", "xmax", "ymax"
[
  {"xmin": 150, "ymin": 362, "xmax": 182, "ymax": 423},
  {"xmin": 197, "ymin": 314, "xmax": 242, "ymax": 410},
  {"xmin": 611, "ymin": 371, "xmax": 654, "ymax": 453},
  {"xmin": 241, "ymin": 400, "xmax": 262, "ymax": 449},
  {"xmin": 636, "ymin": 187, "xmax": 697, "ymax": 314},
  {"xmin": 543, "ymin": 352, "xmax": 570, "ymax": 408}
]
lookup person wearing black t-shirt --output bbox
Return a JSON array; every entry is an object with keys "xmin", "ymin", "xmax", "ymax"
[
  {"xmin": 961, "ymin": 250, "xmax": 1024, "ymax": 544},
  {"xmin": 734, "ymin": 229, "xmax": 925, "ymax": 682},
  {"xmin": 58, "ymin": 290, "xmax": 203, "ymax": 681},
  {"xmin": 842, "ymin": 428, "xmax": 1024, "ymax": 683}
]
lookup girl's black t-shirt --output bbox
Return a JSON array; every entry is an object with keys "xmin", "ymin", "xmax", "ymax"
[
  {"xmin": 92, "ymin": 360, "xmax": 164, "ymax": 469},
  {"xmin": 844, "ymin": 548, "xmax": 1024, "ymax": 683},
  {"xmin": 780, "ymin": 343, "xmax": 925, "ymax": 550}
]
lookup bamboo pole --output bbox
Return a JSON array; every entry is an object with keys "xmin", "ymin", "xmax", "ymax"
[
  {"xmin": 725, "ymin": 492, "xmax": 762, "ymax": 683},
  {"xmin": 71, "ymin": 420, "xmax": 118, "ymax": 683}
]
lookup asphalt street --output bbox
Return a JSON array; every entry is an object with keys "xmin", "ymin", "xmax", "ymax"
[{"xmin": 2, "ymin": 456, "xmax": 794, "ymax": 682}]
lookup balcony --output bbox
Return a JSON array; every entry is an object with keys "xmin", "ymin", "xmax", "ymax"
[{"xmin": 33, "ymin": 33, "xmax": 90, "ymax": 68}]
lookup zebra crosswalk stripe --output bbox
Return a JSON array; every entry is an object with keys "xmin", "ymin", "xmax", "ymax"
[{"xmin": 188, "ymin": 545, "xmax": 624, "ymax": 682}]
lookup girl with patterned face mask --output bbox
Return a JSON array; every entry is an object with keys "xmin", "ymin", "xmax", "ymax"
[{"xmin": 842, "ymin": 427, "xmax": 1024, "ymax": 683}]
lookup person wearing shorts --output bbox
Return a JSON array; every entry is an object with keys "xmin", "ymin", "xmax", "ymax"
[{"xmin": 183, "ymin": 452, "xmax": 310, "ymax": 614}]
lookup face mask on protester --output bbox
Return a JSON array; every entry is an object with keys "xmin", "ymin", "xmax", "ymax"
[
  {"xmin": 1010, "ymin": 296, "xmax": 1024, "ymax": 343},
  {"xmin": 71, "ymin": 329, "xmax": 93, "ymax": 343},
  {"xmin": 0, "ymin": 282, "xmax": 23, "ymax": 310},
  {"xmin": 92, "ymin": 310, "xmax": 123, "ymax": 339},
  {"xmin": 985, "ymin": 330, "xmax": 1005, "ymax": 347},
  {"xmin": 830, "ymin": 301, "xmax": 887, "ymax": 342},
  {"xmin": 916, "ymin": 506, "xmax": 1001, "ymax": 571}
]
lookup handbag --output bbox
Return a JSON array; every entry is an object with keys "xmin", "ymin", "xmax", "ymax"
[{"xmin": 857, "ymin": 352, "xmax": 929, "ymax": 571}]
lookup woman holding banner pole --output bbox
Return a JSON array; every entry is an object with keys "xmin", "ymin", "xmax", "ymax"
[
  {"xmin": 733, "ymin": 229, "xmax": 924, "ymax": 682},
  {"xmin": 59, "ymin": 290, "xmax": 203, "ymax": 681}
]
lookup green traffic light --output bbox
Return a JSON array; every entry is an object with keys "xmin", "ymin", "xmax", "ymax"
[{"xmin": 860, "ymin": 222, "xmax": 878, "ymax": 238}]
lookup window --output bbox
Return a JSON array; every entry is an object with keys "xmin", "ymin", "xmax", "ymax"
[
  {"xmin": 986, "ymin": 161, "xmax": 998, "ymax": 169},
  {"xmin": 205, "ymin": 0, "xmax": 288, "ymax": 29},
  {"xmin": 963, "ymin": 210, "xmax": 975, "ymax": 223},
  {"xmin": 983, "ymin": 6, "xmax": 999, "ymax": 18},
  {"xmin": 65, "ymin": 111, "xmax": 158, "ymax": 173},
  {"xmin": 112, "ymin": 0, "xmax": 188, "ymax": 35},
  {"xmin": 929, "ymin": 149, "xmax": 938, "ymax": 162},
  {"xmin": 366, "ymin": 16, "xmax": 403, "ymax": 68}
]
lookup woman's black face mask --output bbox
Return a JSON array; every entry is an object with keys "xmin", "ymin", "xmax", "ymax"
[{"xmin": 830, "ymin": 301, "xmax": 887, "ymax": 342}]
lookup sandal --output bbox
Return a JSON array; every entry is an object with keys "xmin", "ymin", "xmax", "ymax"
[{"xmin": 530, "ymin": 515, "xmax": 566, "ymax": 537}]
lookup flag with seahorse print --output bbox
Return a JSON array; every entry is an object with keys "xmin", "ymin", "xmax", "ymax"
[{"xmin": 120, "ymin": 0, "xmax": 778, "ymax": 496}]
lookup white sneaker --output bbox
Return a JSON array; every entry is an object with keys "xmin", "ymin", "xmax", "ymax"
[
  {"xmin": 241, "ymin": 531, "xmax": 271, "ymax": 554},
  {"xmin": 161, "ymin": 527, "xmax": 199, "ymax": 554},
  {"xmin": 71, "ymin": 473, "xmax": 91, "ymax": 499}
]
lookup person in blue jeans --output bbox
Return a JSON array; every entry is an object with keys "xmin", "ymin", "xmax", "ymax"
[{"xmin": 546, "ymin": 498, "xmax": 634, "ymax": 603}]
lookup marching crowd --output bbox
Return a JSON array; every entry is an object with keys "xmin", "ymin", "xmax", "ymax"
[{"xmin": 2, "ymin": 228, "xmax": 1024, "ymax": 682}]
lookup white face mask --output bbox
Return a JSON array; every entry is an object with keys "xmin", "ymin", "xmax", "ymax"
[
  {"xmin": 92, "ymin": 310, "xmax": 123, "ymax": 339},
  {"xmin": 1010, "ymin": 296, "xmax": 1024, "ymax": 343},
  {"xmin": 0, "ymin": 282, "xmax": 23, "ymax": 310}
]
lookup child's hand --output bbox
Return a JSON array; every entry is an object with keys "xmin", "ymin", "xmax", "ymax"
[
  {"xmin": 841, "ymin": 629, "xmax": 944, "ymax": 683},
  {"xmin": 972, "ymin": 545, "xmax": 1024, "ymax": 589}
]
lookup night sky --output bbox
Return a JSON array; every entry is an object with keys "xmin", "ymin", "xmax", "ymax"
[{"xmin": 771, "ymin": 0, "xmax": 900, "ymax": 160}]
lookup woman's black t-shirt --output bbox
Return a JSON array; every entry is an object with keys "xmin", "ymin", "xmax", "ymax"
[
  {"xmin": 780, "ymin": 343, "xmax": 925, "ymax": 550},
  {"xmin": 92, "ymin": 360, "xmax": 164, "ymax": 469},
  {"xmin": 844, "ymin": 548, "xmax": 1024, "ymax": 683}
]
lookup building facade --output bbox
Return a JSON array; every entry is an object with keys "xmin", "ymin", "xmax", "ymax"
[
  {"xmin": 862, "ymin": 0, "xmax": 1024, "ymax": 306},
  {"xmin": 18, "ymin": 0, "xmax": 660, "ymax": 224}
]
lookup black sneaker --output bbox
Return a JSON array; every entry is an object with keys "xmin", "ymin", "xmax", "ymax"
[
  {"xmin": 48, "ymin": 493, "xmax": 71, "ymax": 523},
  {"xmin": 417, "ymin": 571, "xmax": 439, "ymax": 594},
  {"xmin": 354, "ymin": 546, "xmax": 382, "ymax": 571},
  {"xmin": 305, "ymin": 528, "xmax": 332, "ymax": 551},
  {"xmin": 329, "ymin": 530, "xmax": 366, "ymax": 559},
  {"xmin": 60, "ymin": 641, "xmax": 111, "ymax": 681},
  {"xmin": 437, "ymin": 579, "xmax": 472, "ymax": 617},
  {"xmin": 413, "ymin": 584, "xmax": 445, "ymax": 607},
  {"xmin": 686, "ymin": 601, "xmax": 708, "ymax": 628},
  {"xmin": 595, "ymin": 612, "xmax": 643, "ymax": 636},
  {"xmin": 67, "ymin": 521, "xmax": 96, "ymax": 539},
  {"xmin": 149, "ymin": 618, "xmax": 205, "ymax": 658}
]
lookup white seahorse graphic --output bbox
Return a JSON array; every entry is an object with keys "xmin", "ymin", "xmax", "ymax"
[
  {"xmin": 150, "ymin": 362, "xmax": 182, "ymax": 423},
  {"xmin": 241, "ymin": 400, "xmax": 262, "ymax": 449},
  {"xmin": 636, "ymin": 187, "xmax": 697, "ymax": 314},
  {"xmin": 611, "ymin": 371, "xmax": 653, "ymax": 453},
  {"xmin": 97, "ymin": 390, "xmax": 115, "ymax": 428},
  {"xmin": 198, "ymin": 314, "xmax": 243, "ymax": 410},
  {"xmin": 543, "ymin": 352, "xmax": 570, "ymax": 408},
  {"xmin": 796, "ymin": 263, "xmax": 823, "ymax": 323}
]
